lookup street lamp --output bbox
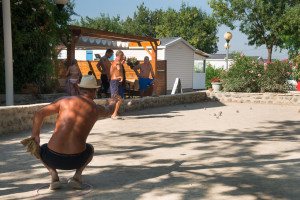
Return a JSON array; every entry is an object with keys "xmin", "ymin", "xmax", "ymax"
[
  {"xmin": 224, "ymin": 32, "xmax": 232, "ymax": 70},
  {"xmin": 54, "ymin": 0, "xmax": 68, "ymax": 11}
]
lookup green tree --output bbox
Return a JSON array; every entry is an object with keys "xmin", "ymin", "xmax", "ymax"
[
  {"xmin": 208, "ymin": 0, "xmax": 300, "ymax": 62},
  {"xmin": 280, "ymin": 4, "xmax": 300, "ymax": 56},
  {"xmin": 121, "ymin": 4, "xmax": 164, "ymax": 37},
  {"xmin": 75, "ymin": 3, "xmax": 218, "ymax": 54},
  {"xmin": 0, "ymin": 0, "xmax": 75, "ymax": 93},
  {"xmin": 79, "ymin": 14, "xmax": 123, "ymax": 33},
  {"xmin": 122, "ymin": 3, "xmax": 160, "ymax": 37},
  {"xmin": 156, "ymin": 4, "xmax": 218, "ymax": 53}
]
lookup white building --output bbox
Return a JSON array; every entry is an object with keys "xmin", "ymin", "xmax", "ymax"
[{"xmin": 205, "ymin": 54, "xmax": 234, "ymax": 69}]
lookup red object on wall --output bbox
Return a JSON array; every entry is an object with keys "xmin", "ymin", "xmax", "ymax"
[{"xmin": 297, "ymin": 82, "xmax": 300, "ymax": 91}]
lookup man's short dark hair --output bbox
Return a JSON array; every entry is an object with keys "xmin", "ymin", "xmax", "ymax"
[{"xmin": 106, "ymin": 49, "xmax": 114, "ymax": 54}]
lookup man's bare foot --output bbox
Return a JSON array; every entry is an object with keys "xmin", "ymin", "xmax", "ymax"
[{"xmin": 111, "ymin": 116, "xmax": 124, "ymax": 120}]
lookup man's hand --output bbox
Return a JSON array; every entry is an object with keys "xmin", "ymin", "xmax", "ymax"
[
  {"xmin": 108, "ymin": 97, "xmax": 119, "ymax": 105},
  {"xmin": 31, "ymin": 135, "xmax": 40, "ymax": 145},
  {"xmin": 118, "ymin": 76, "xmax": 123, "ymax": 83}
]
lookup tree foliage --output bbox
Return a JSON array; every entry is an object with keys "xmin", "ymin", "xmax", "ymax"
[
  {"xmin": 0, "ymin": 0, "xmax": 75, "ymax": 93},
  {"xmin": 156, "ymin": 4, "xmax": 218, "ymax": 53},
  {"xmin": 76, "ymin": 3, "xmax": 218, "ymax": 54},
  {"xmin": 280, "ymin": 4, "xmax": 300, "ymax": 56},
  {"xmin": 208, "ymin": 0, "xmax": 300, "ymax": 62},
  {"xmin": 77, "ymin": 14, "xmax": 123, "ymax": 33}
]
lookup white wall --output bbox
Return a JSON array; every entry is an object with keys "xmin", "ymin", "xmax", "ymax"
[
  {"xmin": 58, "ymin": 48, "xmax": 165, "ymax": 61},
  {"xmin": 206, "ymin": 59, "xmax": 234, "ymax": 69},
  {"xmin": 193, "ymin": 54, "xmax": 207, "ymax": 90},
  {"xmin": 165, "ymin": 41, "xmax": 194, "ymax": 90},
  {"xmin": 193, "ymin": 73, "xmax": 205, "ymax": 89},
  {"xmin": 194, "ymin": 54, "xmax": 206, "ymax": 61}
]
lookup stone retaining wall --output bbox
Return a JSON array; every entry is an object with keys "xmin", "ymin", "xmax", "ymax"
[
  {"xmin": 0, "ymin": 92, "xmax": 206, "ymax": 135},
  {"xmin": 2, "ymin": 91, "xmax": 300, "ymax": 136},
  {"xmin": 0, "ymin": 93, "xmax": 68, "ymax": 106},
  {"xmin": 206, "ymin": 91, "xmax": 300, "ymax": 105}
]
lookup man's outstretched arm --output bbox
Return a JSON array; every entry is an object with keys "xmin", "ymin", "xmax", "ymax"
[
  {"xmin": 31, "ymin": 101, "xmax": 60, "ymax": 144},
  {"xmin": 97, "ymin": 98, "xmax": 119, "ymax": 119}
]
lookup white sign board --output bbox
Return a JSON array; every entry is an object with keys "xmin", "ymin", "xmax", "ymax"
[{"xmin": 171, "ymin": 78, "xmax": 183, "ymax": 94}]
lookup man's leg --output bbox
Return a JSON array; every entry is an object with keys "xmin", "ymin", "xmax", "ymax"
[
  {"xmin": 140, "ymin": 90, "xmax": 145, "ymax": 98},
  {"xmin": 111, "ymin": 94, "xmax": 122, "ymax": 118},
  {"xmin": 69, "ymin": 82, "xmax": 74, "ymax": 96},
  {"xmin": 40, "ymin": 159, "xmax": 59, "ymax": 183},
  {"xmin": 39, "ymin": 158, "xmax": 62, "ymax": 190},
  {"xmin": 39, "ymin": 144, "xmax": 60, "ymax": 186},
  {"xmin": 151, "ymin": 79, "xmax": 158, "ymax": 96},
  {"xmin": 102, "ymin": 75, "xmax": 110, "ymax": 98},
  {"xmin": 72, "ymin": 145, "xmax": 94, "ymax": 183}
]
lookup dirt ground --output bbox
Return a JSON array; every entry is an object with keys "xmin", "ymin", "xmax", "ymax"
[{"xmin": 1, "ymin": 102, "xmax": 300, "ymax": 200}]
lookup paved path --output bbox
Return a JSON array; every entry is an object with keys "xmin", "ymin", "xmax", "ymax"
[{"xmin": 1, "ymin": 102, "xmax": 300, "ymax": 200}]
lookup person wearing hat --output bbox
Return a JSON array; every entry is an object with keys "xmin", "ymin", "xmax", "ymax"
[{"xmin": 30, "ymin": 75, "xmax": 118, "ymax": 190}]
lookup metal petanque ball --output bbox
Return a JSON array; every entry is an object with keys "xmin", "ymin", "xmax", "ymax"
[{"xmin": 127, "ymin": 101, "xmax": 132, "ymax": 106}]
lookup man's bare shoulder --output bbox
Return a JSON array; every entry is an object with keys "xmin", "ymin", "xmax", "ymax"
[
  {"xmin": 52, "ymin": 96, "xmax": 70, "ymax": 104},
  {"xmin": 100, "ymin": 56, "xmax": 107, "ymax": 62}
]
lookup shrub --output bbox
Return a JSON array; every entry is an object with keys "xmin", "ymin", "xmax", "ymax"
[
  {"xmin": 221, "ymin": 53, "xmax": 296, "ymax": 93},
  {"xmin": 205, "ymin": 63, "xmax": 224, "ymax": 89},
  {"xmin": 260, "ymin": 59, "xmax": 294, "ymax": 92},
  {"xmin": 291, "ymin": 54, "xmax": 300, "ymax": 82},
  {"xmin": 221, "ymin": 53, "xmax": 263, "ymax": 92}
]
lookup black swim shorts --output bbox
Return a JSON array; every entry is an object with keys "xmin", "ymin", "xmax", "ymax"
[
  {"xmin": 110, "ymin": 79, "xmax": 122, "ymax": 96},
  {"xmin": 40, "ymin": 143, "xmax": 93, "ymax": 170},
  {"xmin": 101, "ymin": 74, "xmax": 110, "ymax": 94}
]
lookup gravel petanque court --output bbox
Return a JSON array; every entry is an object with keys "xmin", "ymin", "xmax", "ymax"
[{"xmin": 1, "ymin": 102, "xmax": 300, "ymax": 200}]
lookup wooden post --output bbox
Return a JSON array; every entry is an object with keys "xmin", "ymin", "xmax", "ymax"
[
  {"xmin": 141, "ymin": 42, "xmax": 158, "ymax": 77},
  {"xmin": 150, "ymin": 42, "xmax": 158, "ymax": 76}
]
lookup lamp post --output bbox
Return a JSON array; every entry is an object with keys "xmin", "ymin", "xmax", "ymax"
[
  {"xmin": 224, "ymin": 32, "xmax": 232, "ymax": 70},
  {"xmin": 54, "ymin": 0, "xmax": 68, "ymax": 11}
]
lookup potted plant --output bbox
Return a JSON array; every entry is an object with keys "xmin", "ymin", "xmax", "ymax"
[
  {"xmin": 126, "ymin": 57, "xmax": 139, "ymax": 69},
  {"xmin": 210, "ymin": 77, "xmax": 222, "ymax": 91}
]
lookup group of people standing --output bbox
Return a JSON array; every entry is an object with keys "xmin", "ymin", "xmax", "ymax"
[
  {"xmin": 66, "ymin": 49, "xmax": 158, "ymax": 119},
  {"xmin": 97, "ymin": 49, "xmax": 158, "ymax": 119}
]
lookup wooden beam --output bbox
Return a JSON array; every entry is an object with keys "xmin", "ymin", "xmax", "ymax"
[
  {"xmin": 69, "ymin": 25, "xmax": 159, "ymax": 43},
  {"xmin": 54, "ymin": 47, "xmax": 63, "ymax": 55},
  {"xmin": 141, "ymin": 43, "xmax": 152, "ymax": 56},
  {"xmin": 80, "ymin": 33, "xmax": 142, "ymax": 43},
  {"xmin": 129, "ymin": 41, "xmax": 161, "ymax": 47}
]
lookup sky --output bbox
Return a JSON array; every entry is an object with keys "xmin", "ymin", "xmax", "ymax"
[{"xmin": 70, "ymin": 0, "xmax": 289, "ymax": 60}]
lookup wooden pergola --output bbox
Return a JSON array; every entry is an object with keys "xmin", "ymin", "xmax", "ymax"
[{"xmin": 61, "ymin": 25, "xmax": 160, "ymax": 71}]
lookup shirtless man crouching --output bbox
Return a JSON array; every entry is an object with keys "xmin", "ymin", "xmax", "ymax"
[
  {"xmin": 110, "ymin": 50, "xmax": 124, "ymax": 119},
  {"xmin": 133, "ymin": 56, "xmax": 158, "ymax": 97},
  {"xmin": 30, "ymin": 75, "xmax": 119, "ymax": 190}
]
